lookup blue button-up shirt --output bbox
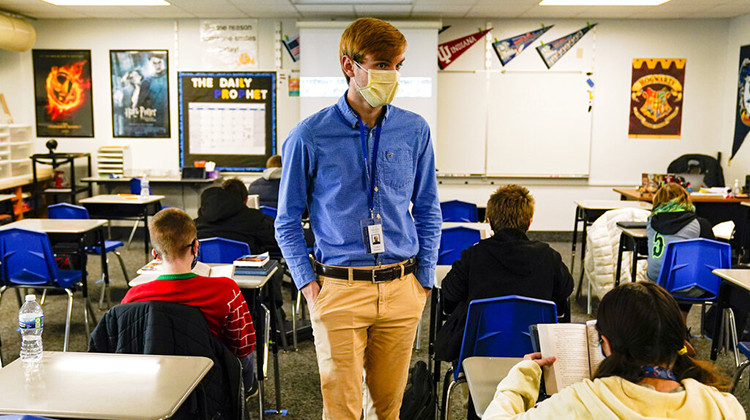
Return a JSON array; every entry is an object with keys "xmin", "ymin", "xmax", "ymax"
[{"xmin": 275, "ymin": 93, "xmax": 442, "ymax": 290}]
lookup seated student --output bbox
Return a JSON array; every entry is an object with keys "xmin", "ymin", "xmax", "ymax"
[
  {"xmin": 437, "ymin": 185, "xmax": 573, "ymax": 360},
  {"xmin": 196, "ymin": 177, "xmax": 278, "ymax": 254},
  {"xmin": 248, "ymin": 154, "xmax": 282, "ymax": 209},
  {"xmin": 121, "ymin": 208, "xmax": 257, "ymax": 393},
  {"xmin": 647, "ymin": 183, "xmax": 714, "ymax": 320},
  {"xmin": 483, "ymin": 282, "xmax": 744, "ymax": 419}
]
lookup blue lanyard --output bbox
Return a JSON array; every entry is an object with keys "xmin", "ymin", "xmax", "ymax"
[{"xmin": 359, "ymin": 118, "xmax": 382, "ymax": 215}]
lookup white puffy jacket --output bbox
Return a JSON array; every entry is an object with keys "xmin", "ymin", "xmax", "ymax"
[{"xmin": 583, "ymin": 207, "xmax": 651, "ymax": 300}]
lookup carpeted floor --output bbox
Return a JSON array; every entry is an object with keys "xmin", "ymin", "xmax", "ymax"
[{"xmin": 0, "ymin": 237, "xmax": 747, "ymax": 419}]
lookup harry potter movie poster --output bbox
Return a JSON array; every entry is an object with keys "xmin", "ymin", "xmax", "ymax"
[
  {"xmin": 629, "ymin": 58, "xmax": 686, "ymax": 138},
  {"xmin": 33, "ymin": 49, "xmax": 94, "ymax": 137},
  {"xmin": 110, "ymin": 50, "xmax": 170, "ymax": 138}
]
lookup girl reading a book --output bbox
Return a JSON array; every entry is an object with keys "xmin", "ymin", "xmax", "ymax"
[{"xmin": 483, "ymin": 282, "xmax": 743, "ymax": 419}]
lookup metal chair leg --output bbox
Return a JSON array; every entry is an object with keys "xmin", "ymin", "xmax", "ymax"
[
  {"xmin": 414, "ymin": 321, "xmax": 422, "ymax": 350},
  {"xmin": 444, "ymin": 377, "xmax": 465, "ymax": 420},
  {"xmin": 98, "ymin": 273, "xmax": 107, "ymax": 310},
  {"xmin": 731, "ymin": 359, "xmax": 750, "ymax": 393},
  {"xmin": 40, "ymin": 289, "xmax": 47, "ymax": 305},
  {"xmin": 726, "ymin": 309, "xmax": 741, "ymax": 367},
  {"xmin": 63, "ymin": 289, "xmax": 74, "ymax": 352},
  {"xmin": 114, "ymin": 250, "xmax": 130, "ymax": 286},
  {"xmin": 291, "ymin": 293, "xmax": 298, "ymax": 351},
  {"xmin": 126, "ymin": 220, "xmax": 140, "ymax": 249}
]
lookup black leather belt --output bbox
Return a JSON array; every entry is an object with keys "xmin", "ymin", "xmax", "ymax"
[{"xmin": 315, "ymin": 259, "xmax": 416, "ymax": 283}]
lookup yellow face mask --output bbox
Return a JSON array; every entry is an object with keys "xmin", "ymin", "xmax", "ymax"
[{"xmin": 353, "ymin": 60, "xmax": 400, "ymax": 108}]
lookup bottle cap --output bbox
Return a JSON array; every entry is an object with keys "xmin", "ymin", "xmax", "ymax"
[{"xmin": 25, "ymin": 294, "xmax": 36, "ymax": 302}]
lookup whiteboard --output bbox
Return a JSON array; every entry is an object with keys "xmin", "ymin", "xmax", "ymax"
[{"xmin": 437, "ymin": 71, "xmax": 592, "ymax": 177}]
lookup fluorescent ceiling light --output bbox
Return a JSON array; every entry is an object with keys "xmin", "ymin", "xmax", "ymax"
[
  {"xmin": 292, "ymin": 0, "xmax": 410, "ymax": 4},
  {"xmin": 42, "ymin": 0, "xmax": 169, "ymax": 5},
  {"xmin": 540, "ymin": 0, "xmax": 669, "ymax": 5}
]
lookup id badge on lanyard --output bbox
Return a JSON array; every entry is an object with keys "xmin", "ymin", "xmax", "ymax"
[{"xmin": 359, "ymin": 119, "xmax": 386, "ymax": 255}]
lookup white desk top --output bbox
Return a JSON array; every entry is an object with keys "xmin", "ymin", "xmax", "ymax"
[
  {"xmin": 0, "ymin": 218, "xmax": 107, "ymax": 234},
  {"xmin": 463, "ymin": 356, "xmax": 524, "ymax": 417},
  {"xmin": 574, "ymin": 200, "xmax": 652, "ymax": 211},
  {"xmin": 713, "ymin": 269, "xmax": 750, "ymax": 292},
  {"xmin": 0, "ymin": 351, "xmax": 213, "ymax": 419},
  {"xmin": 442, "ymin": 222, "xmax": 493, "ymax": 240},
  {"xmin": 0, "ymin": 194, "xmax": 15, "ymax": 203},
  {"xmin": 742, "ymin": 202, "xmax": 750, "ymax": 208},
  {"xmin": 80, "ymin": 194, "xmax": 165, "ymax": 205},
  {"xmin": 617, "ymin": 226, "xmax": 647, "ymax": 238},
  {"xmin": 130, "ymin": 264, "xmax": 277, "ymax": 289}
]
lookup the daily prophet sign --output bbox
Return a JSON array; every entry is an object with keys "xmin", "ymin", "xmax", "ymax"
[{"xmin": 179, "ymin": 72, "xmax": 276, "ymax": 171}]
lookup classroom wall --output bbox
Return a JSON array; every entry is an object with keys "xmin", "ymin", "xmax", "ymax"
[
  {"xmin": 435, "ymin": 17, "xmax": 734, "ymax": 231},
  {"xmin": 0, "ymin": 15, "xmax": 748, "ymax": 228}
]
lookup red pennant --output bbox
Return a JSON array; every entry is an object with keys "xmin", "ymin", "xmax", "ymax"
[{"xmin": 438, "ymin": 28, "xmax": 492, "ymax": 70}]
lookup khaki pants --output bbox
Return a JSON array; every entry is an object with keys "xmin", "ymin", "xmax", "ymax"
[{"xmin": 311, "ymin": 272, "xmax": 427, "ymax": 420}]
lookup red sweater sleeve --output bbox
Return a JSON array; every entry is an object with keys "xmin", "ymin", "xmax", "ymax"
[{"xmin": 222, "ymin": 289, "xmax": 256, "ymax": 358}]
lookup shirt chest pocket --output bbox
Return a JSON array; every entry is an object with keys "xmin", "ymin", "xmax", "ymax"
[{"xmin": 378, "ymin": 149, "xmax": 413, "ymax": 192}]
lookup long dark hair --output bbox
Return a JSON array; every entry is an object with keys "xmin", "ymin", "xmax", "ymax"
[{"xmin": 593, "ymin": 282, "xmax": 729, "ymax": 389}]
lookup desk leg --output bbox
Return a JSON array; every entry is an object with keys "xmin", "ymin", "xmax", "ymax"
[
  {"xmin": 629, "ymin": 236, "xmax": 638, "ymax": 283},
  {"xmin": 97, "ymin": 227, "xmax": 110, "ymax": 309},
  {"xmin": 571, "ymin": 206, "xmax": 580, "ymax": 275},
  {"xmin": 143, "ymin": 211, "xmax": 150, "ymax": 264},
  {"xmin": 615, "ymin": 233, "xmax": 625, "ymax": 287},
  {"xmin": 432, "ymin": 289, "xmax": 443, "ymax": 418},
  {"xmin": 265, "ymin": 281, "xmax": 287, "ymax": 416},
  {"xmin": 711, "ymin": 282, "xmax": 729, "ymax": 360}
]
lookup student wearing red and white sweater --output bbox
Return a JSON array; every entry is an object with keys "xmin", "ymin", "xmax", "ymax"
[{"xmin": 122, "ymin": 208, "xmax": 256, "ymax": 391}]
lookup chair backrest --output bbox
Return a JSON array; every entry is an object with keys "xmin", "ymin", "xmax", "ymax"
[
  {"xmin": 456, "ymin": 295, "xmax": 557, "ymax": 380},
  {"xmin": 438, "ymin": 226, "xmax": 481, "ymax": 265},
  {"xmin": 656, "ymin": 238, "xmax": 731, "ymax": 301},
  {"xmin": 48, "ymin": 203, "xmax": 90, "ymax": 219},
  {"xmin": 667, "ymin": 154, "xmax": 725, "ymax": 188},
  {"xmin": 0, "ymin": 228, "xmax": 75, "ymax": 288},
  {"xmin": 198, "ymin": 237, "xmax": 251, "ymax": 263},
  {"xmin": 259, "ymin": 205, "xmax": 277, "ymax": 219},
  {"xmin": 129, "ymin": 177, "xmax": 152, "ymax": 195},
  {"xmin": 440, "ymin": 200, "xmax": 478, "ymax": 222}
]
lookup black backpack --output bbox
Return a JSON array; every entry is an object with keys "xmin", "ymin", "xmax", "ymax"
[{"xmin": 400, "ymin": 361, "xmax": 435, "ymax": 420}]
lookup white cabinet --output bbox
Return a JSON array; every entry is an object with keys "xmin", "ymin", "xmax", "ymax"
[{"xmin": 0, "ymin": 124, "xmax": 33, "ymax": 180}]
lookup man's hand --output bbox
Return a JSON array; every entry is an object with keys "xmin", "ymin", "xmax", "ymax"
[
  {"xmin": 523, "ymin": 352, "xmax": 556, "ymax": 368},
  {"xmin": 301, "ymin": 281, "xmax": 321, "ymax": 311}
]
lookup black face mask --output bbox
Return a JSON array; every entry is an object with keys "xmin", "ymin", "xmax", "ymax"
[{"xmin": 190, "ymin": 239, "xmax": 198, "ymax": 269}]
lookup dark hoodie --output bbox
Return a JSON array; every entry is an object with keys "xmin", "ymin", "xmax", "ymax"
[
  {"xmin": 195, "ymin": 187, "xmax": 278, "ymax": 254},
  {"xmin": 435, "ymin": 228, "xmax": 573, "ymax": 361}
]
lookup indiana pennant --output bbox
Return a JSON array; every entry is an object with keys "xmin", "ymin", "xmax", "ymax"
[
  {"xmin": 493, "ymin": 25, "xmax": 553, "ymax": 66},
  {"xmin": 732, "ymin": 45, "xmax": 750, "ymax": 162},
  {"xmin": 536, "ymin": 24, "xmax": 596, "ymax": 69},
  {"xmin": 438, "ymin": 28, "xmax": 492, "ymax": 70}
]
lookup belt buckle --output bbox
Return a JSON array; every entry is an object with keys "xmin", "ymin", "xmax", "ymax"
[{"xmin": 372, "ymin": 267, "xmax": 391, "ymax": 283}]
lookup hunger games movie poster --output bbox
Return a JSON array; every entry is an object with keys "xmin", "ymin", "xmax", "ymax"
[{"xmin": 33, "ymin": 49, "xmax": 94, "ymax": 137}]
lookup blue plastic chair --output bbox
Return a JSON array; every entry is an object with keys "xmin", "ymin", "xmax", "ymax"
[
  {"xmin": 48, "ymin": 203, "xmax": 129, "ymax": 309},
  {"xmin": 438, "ymin": 226, "xmax": 482, "ymax": 265},
  {"xmin": 656, "ymin": 238, "xmax": 732, "ymax": 341},
  {"xmin": 259, "ymin": 205, "xmax": 277, "ymax": 219},
  {"xmin": 0, "ymin": 228, "xmax": 90, "ymax": 351},
  {"xmin": 440, "ymin": 200, "xmax": 479, "ymax": 223},
  {"xmin": 656, "ymin": 238, "xmax": 731, "ymax": 302},
  {"xmin": 198, "ymin": 237, "xmax": 251, "ymax": 264},
  {"xmin": 442, "ymin": 295, "xmax": 557, "ymax": 418}
]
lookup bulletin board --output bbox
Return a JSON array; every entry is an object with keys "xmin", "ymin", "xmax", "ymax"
[{"xmin": 178, "ymin": 71, "xmax": 276, "ymax": 171}]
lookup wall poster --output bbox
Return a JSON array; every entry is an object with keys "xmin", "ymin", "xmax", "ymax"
[
  {"xmin": 32, "ymin": 49, "xmax": 94, "ymax": 137},
  {"xmin": 628, "ymin": 58, "xmax": 686, "ymax": 138},
  {"xmin": 110, "ymin": 50, "xmax": 170, "ymax": 138},
  {"xmin": 179, "ymin": 72, "xmax": 276, "ymax": 171}
]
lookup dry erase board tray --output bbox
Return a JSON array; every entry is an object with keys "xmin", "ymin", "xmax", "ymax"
[{"xmin": 437, "ymin": 173, "xmax": 589, "ymax": 180}]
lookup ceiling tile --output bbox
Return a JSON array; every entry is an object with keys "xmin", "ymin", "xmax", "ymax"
[
  {"xmin": 354, "ymin": 4, "xmax": 413, "ymax": 17},
  {"xmin": 295, "ymin": 4, "xmax": 354, "ymax": 18},
  {"xmin": 411, "ymin": 4, "xmax": 472, "ymax": 17}
]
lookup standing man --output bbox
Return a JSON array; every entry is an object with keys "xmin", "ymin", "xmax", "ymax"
[{"xmin": 275, "ymin": 17, "xmax": 441, "ymax": 420}]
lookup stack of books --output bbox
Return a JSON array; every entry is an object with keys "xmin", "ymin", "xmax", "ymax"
[{"xmin": 233, "ymin": 252, "xmax": 278, "ymax": 277}]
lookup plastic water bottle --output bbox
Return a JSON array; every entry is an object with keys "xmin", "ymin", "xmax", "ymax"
[
  {"xmin": 140, "ymin": 175, "xmax": 150, "ymax": 197},
  {"xmin": 733, "ymin": 179, "xmax": 741, "ymax": 197},
  {"xmin": 18, "ymin": 294, "xmax": 43, "ymax": 363}
]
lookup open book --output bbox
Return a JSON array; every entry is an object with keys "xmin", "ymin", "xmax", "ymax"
[
  {"xmin": 537, "ymin": 320, "xmax": 605, "ymax": 394},
  {"xmin": 136, "ymin": 260, "xmax": 229, "ymax": 278}
]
